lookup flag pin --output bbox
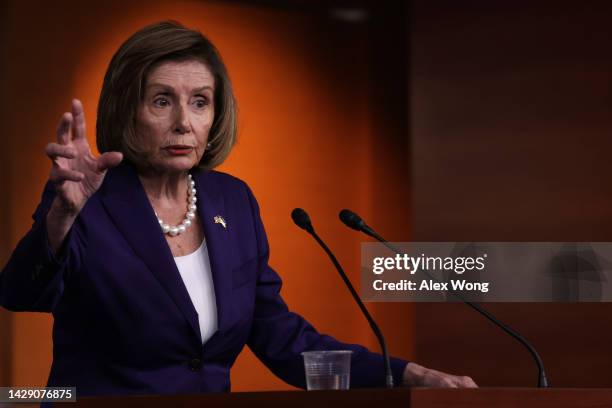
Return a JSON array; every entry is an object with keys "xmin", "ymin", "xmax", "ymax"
[{"xmin": 214, "ymin": 215, "xmax": 227, "ymax": 229}]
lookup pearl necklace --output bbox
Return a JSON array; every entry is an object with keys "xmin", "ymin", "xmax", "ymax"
[{"xmin": 156, "ymin": 173, "xmax": 197, "ymax": 237}]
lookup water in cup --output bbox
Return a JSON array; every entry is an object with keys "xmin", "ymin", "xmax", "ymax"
[
  {"xmin": 306, "ymin": 373, "xmax": 350, "ymax": 390},
  {"xmin": 301, "ymin": 350, "xmax": 353, "ymax": 390}
]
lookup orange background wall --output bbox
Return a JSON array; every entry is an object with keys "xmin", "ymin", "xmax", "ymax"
[{"xmin": 0, "ymin": 1, "xmax": 412, "ymax": 389}]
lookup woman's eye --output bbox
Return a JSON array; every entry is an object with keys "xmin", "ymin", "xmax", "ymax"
[
  {"xmin": 194, "ymin": 98, "xmax": 209, "ymax": 109},
  {"xmin": 153, "ymin": 97, "xmax": 169, "ymax": 107}
]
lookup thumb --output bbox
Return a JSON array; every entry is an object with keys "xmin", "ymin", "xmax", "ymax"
[{"xmin": 97, "ymin": 151, "xmax": 123, "ymax": 172}]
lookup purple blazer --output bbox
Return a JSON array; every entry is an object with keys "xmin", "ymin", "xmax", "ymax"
[{"xmin": 0, "ymin": 162, "xmax": 407, "ymax": 396}]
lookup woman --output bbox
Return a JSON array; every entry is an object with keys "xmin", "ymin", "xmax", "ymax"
[{"xmin": 0, "ymin": 21, "xmax": 475, "ymax": 395}]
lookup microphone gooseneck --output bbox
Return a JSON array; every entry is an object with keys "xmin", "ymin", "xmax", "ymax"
[
  {"xmin": 339, "ymin": 209, "xmax": 549, "ymax": 388},
  {"xmin": 292, "ymin": 208, "xmax": 395, "ymax": 388}
]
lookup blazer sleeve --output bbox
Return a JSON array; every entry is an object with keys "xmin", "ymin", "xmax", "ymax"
[
  {"xmin": 0, "ymin": 182, "xmax": 79, "ymax": 312},
  {"xmin": 243, "ymin": 183, "xmax": 408, "ymax": 389}
]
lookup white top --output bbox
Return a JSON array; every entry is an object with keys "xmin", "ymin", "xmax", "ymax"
[{"xmin": 173, "ymin": 240, "xmax": 218, "ymax": 345}]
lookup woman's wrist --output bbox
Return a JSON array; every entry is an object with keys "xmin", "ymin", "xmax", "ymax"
[
  {"xmin": 46, "ymin": 198, "xmax": 79, "ymax": 255},
  {"xmin": 403, "ymin": 362, "xmax": 426, "ymax": 386}
]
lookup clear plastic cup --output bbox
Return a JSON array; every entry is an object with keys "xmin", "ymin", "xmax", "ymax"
[{"xmin": 301, "ymin": 350, "xmax": 353, "ymax": 390}]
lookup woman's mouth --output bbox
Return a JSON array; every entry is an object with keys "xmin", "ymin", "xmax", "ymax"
[{"xmin": 164, "ymin": 145, "xmax": 193, "ymax": 155}]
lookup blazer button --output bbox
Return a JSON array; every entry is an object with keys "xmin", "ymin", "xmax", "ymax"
[
  {"xmin": 189, "ymin": 358, "xmax": 202, "ymax": 371},
  {"xmin": 31, "ymin": 263, "xmax": 44, "ymax": 281}
]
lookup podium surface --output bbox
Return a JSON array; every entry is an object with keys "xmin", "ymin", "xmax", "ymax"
[{"xmin": 55, "ymin": 388, "xmax": 612, "ymax": 408}]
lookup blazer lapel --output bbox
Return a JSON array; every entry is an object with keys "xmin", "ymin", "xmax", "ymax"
[
  {"xmin": 100, "ymin": 163, "xmax": 202, "ymax": 343},
  {"xmin": 193, "ymin": 170, "xmax": 232, "ymax": 337}
]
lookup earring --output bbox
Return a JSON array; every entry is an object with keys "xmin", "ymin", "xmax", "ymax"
[{"xmin": 206, "ymin": 142, "xmax": 212, "ymax": 149}]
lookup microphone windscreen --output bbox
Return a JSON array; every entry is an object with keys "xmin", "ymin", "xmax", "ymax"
[
  {"xmin": 339, "ymin": 209, "xmax": 364, "ymax": 231},
  {"xmin": 291, "ymin": 208, "xmax": 312, "ymax": 231}
]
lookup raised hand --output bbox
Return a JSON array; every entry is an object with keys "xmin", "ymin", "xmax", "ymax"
[
  {"xmin": 45, "ymin": 99, "xmax": 123, "ymax": 253},
  {"xmin": 46, "ymin": 99, "xmax": 123, "ymax": 215}
]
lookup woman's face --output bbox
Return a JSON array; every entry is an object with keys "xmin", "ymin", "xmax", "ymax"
[{"xmin": 136, "ymin": 59, "xmax": 215, "ymax": 173}]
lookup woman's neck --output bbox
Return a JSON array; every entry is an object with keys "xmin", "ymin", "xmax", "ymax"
[{"xmin": 138, "ymin": 170, "xmax": 189, "ymax": 203}]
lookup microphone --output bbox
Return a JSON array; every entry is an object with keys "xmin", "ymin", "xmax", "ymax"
[
  {"xmin": 291, "ymin": 208, "xmax": 395, "ymax": 388},
  {"xmin": 291, "ymin": 208, "xmax": 314, "ymax": 233},
  {"xmin": 339, "ymin": 209, "xmax": 549, "ymax": 388},
  {"xmin": 339, "ymin": 209, "xmax": 379, "ymax": 240}
]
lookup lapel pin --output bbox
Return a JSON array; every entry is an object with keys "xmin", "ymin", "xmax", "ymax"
[{"xmin": 214, "ymin": 215, "xmax": 227, "ymax": 229}]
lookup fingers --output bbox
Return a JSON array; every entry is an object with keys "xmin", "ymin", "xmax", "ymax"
[
  {"xmin": 46, "ymin": 143, "xmax": 77, "ymax": 160},
  {"xmin": 50, "ymin": 166, "xmax": 84, "ymax": 184},
  {"xmin": 461, "ymin": 376, "xmax": 478, "ymax": 388},
  {"xmin": 435, "ymin": 373, "xmax": 460, "ymax": 388},
  {"xmin": 445, "ymin": 375, "xmax": 477, "ymax": 388},
  {"xmin": 56, "ymin": 112, "xmax": 73, "ymax": 145},
  {"xmin": 56, "ymin": 98, "xmax": 86, "ymax": 144},
  {"xmin": 422, "ymin": 369, "xmax": 478, "ymax": 388},
  {"xmin": 97, "ymin": 151, "xmax": 123, "ymax": 172},
  {"xmin": 72, "ymin": 99, "xmax": 87, "ymax": 140}
]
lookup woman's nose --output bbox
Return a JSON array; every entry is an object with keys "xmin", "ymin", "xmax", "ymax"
[{"xmin": 173, "ymin": 104, "xmax": 191, "ymax": 134}]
